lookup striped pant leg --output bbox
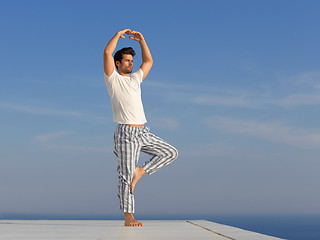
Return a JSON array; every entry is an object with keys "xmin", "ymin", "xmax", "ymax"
[
  {"xmin": 140, "ymin": 129, "xmax": 178, "ymax": 175},
  {"xmin": 114, "ymin": 125, "xmax": 141, "ymax": 213}
]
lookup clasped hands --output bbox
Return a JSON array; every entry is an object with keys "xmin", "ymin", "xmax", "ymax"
[{"xmin": 118, "ymin": 29, "xmax": 144, "ymax": 42}]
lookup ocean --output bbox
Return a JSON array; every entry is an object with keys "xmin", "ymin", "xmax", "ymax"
[
  {"xmin": 1, "ymin": 213, "xmax": 319, "ymax": 240},
  {"xmin": 202, "ymin": 214, "xmax": 320, "ymax": 240}
]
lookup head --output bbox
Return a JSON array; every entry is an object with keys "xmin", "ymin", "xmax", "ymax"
[{"xmin": 114, "ymin": 47, "xmax": 136, "ymax": 75}]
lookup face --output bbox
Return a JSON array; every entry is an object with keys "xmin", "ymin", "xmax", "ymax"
[{"xmin": 116, "ymin": 54, "xmax": 133, "ymax": 75}]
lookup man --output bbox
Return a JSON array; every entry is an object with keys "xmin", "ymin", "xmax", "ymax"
[{"xmin": 103, "ymin": 29, "xmax": 178, "ymax": 227}]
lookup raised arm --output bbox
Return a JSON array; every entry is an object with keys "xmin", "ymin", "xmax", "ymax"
[
  {"xmin": 129, "ymin": 31, "xmax": 153, "ymax": 81},
  {"xmin": 104, "ymin": 29, "xmax": 132, "ymax": 77}
]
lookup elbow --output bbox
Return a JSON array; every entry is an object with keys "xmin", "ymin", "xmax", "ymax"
[
  {"xmin": 143, "ymin": 59, "xmax": 153, "ymax": 67},
  {"xmin": 104, "ymin": 48, "xmax": 113, "ymax": 56},
  {"xmin": 147, "ymin": 60, "xmax": 153, "ymax": 69}
]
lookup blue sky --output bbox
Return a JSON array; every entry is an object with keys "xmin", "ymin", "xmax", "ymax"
[{"xmin": 1, "ymin": 0, "xmax": 320, "ymax": 217}]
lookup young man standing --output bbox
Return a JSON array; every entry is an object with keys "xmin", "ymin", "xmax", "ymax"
[{"xmin": 103, "ymin": 29, "xmax": 178, "ymax": 227}]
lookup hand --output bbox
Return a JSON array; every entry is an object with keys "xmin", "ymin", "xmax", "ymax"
[
  {"xmin": 129, "ymin": 31, "xmax": 145, "ymax": 42},
  {"xmin": 117, "ymin": 29, "xmax": 133, "ymax": 39}
]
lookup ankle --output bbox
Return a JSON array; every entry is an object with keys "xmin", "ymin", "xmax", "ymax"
[
  {"xmin": 124, "ymin": 212, "xmax": 134, "ymax": 218},
  {"xmin": 138, "ymin": 167, "xmax": 146, "ymax": 174}
]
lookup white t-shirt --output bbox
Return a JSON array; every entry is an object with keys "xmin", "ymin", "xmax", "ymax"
[{"xmin": 104, "ymin": 68, "xmax": 147, "ymax": 124}]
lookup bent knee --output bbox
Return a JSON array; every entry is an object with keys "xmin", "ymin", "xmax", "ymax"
[{"xmin": 169, "ymin": 146, "xmax": 178, "ymax": 160}]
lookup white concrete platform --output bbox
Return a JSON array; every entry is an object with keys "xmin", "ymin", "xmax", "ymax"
[{"xmin": 0, "ymin": 220, "xmax": 285, "ymax": 240}]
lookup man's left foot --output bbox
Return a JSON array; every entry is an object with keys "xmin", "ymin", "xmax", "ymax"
[{"xmin": 131, "ymin": 167, "xmax": 146, "ymax": 194}]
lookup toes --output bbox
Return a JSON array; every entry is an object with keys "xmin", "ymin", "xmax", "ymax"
[
  {"xmin": 132, "ymin": 221, "xmax": 143, "ymax": 227},
  {"xmin": 130, "ymin": 183, "xmax": 135, "ymax": 194},
  {"xmin": 125, "ymin": 220, "xmax": 143, "ymax": 227}
]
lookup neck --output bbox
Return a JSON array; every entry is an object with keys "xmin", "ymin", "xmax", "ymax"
[
  {"xmin": 118, "ymin": 71, "xmax": 130, "ymax": 77},
  {"xmin": 119, "ymin": 73, "xmax": 130, "ymax": 77}
]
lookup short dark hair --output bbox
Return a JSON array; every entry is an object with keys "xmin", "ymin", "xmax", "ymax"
[{"xmin": 114, "ymin": 47, "xmax": 136, "ymax": 69}]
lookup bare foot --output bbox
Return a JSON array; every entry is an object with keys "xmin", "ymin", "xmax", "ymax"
[
  {"xmin": 131, "ymin": 167, "xmax": 146, "ymax": 194},
  {"xmin": 124, "ymin": 213, "xmax": 144, "ymax": 227}
]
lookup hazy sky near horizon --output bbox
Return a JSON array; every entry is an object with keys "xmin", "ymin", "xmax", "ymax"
[{"xmin": 1, "ymin": 0, "xmax": 320, "ymax": 217}]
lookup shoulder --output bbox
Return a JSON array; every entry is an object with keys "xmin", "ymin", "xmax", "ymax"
[
  {"xmin": 131, "ymin": 68, "xmax": 144, "ymax": 82},
  {"xmin": 104, "ymin": 70, "xmax": 119, "ymax": 82}
]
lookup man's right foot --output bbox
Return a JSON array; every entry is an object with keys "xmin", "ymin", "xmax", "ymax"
[{"xmin": 124, "ymin": 213, "xmax": 144, "ymax": 227}]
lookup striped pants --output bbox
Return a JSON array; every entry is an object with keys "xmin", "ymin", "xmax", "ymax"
[{"xmin": 113, "ymin": 124, "xmax": 178, "ymax": 213}]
